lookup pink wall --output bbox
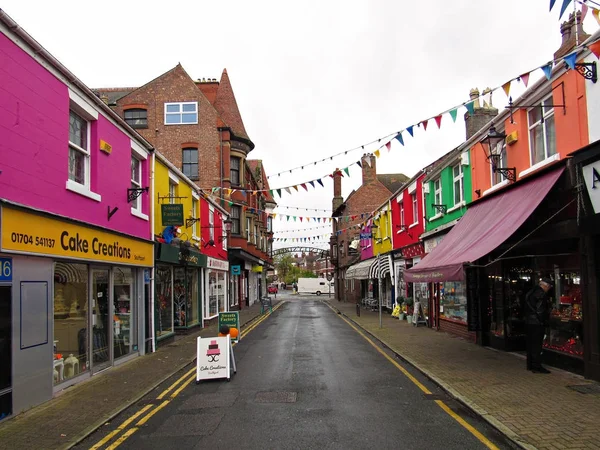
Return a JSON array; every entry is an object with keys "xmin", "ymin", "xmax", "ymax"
[
  {"xmin": 0, "ymin": 32, "xmax": 150, "ymax": 240},
  {"xmin": 200, "ymin": 197, "xmax": 228, "ymax": 261},
  {"xmin": 360, "ymin": 225, "xmax": 374, "ymax": 260},
  {"xmin": 391, "ymin": 174, "xmax": 425, "ymax": 250}
]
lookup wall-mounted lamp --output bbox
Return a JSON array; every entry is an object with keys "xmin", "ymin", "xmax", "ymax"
[
  {"xmin": 480, "ymin": 125, "xmax": 516, "ymax": 182},
  {"xmin": 475, "ymin": 189, "xmax": 482, "ymax": 198},
  {"xmin": 127, "ymin": 186, "xmax": 149, "ymax": 203},
  {"xmin": 431, "ymin": 204, "xmax": 447, "ymax": 215}
]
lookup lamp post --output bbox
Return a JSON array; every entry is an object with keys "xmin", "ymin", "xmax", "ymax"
[
  {"xmin": 371, "ymin": 223, "xmax": 383, "ymax": 329},
  {"xmin": 481, "ymin": 125, "xmax": 516, "ymax": 183}
]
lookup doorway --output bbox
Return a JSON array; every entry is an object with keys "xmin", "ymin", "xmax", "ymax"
[
  {"xmin": 91, "ymin": 268, "xmax": 111, "ymax": 372},
  {"xmin": 0, "ymin": 286, "xmax": 11, "ymax": 420}
]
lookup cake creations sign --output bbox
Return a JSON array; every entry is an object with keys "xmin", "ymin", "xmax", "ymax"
[{"xmin": 196, "ymin": 336, "xmax": 236, "ymax": 382}]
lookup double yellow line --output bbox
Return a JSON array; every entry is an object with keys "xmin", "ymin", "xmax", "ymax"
[
  {"xmin": 332, "ymin": 308, "xmax": 499, "ymax": 450},
  {"xmin": 90, "ymin": 302, "xmax": 284, "ymax": 450}
]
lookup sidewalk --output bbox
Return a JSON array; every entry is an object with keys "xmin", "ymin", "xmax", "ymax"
[
  {"xmin": 0, "ymin": 300, "xmax": 278, "ymax": 450},
  {"xmin": 327, "ymin": 300, "xmax": 600, "ymax": 450}
]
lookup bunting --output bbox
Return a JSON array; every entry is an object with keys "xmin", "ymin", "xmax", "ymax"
[
  {"xmin": 343, "ymin": 167, "xmax": 350, "ymax": 177},
  {"xmin": 502, "ymin": 81, "xmax": 511, "ymax": 97},
  {"xmin": 385, "ymin": 141, "xmax": 392, "ymax": 152},
  {"xmin": 464, "ymin": 101, "xmax": 475, "ymax": 115},
  {"xmin": 434, "ymin": 115, "xmax": 442, "ymax": 129},
  {"xmin": 421, "ymin": 119, "xmax": 429, "ymax": 131},
  {"xmin": 449, "ymin": 109, "xmax": 458, "ymax": 123},
  {"xmin": 374, "ymin": 149, "xmax": 381, "ymax": 158},
  {"xmin": 407, "ymin": 126, "xmax": 414, "ymax": 137},
  {"xmin": 591, "ymin": 40, "xmax": 600, "ymax": 59},
  {"xmin": 519, "ymin": 72, "xmax": 530, "ymax": 87},
  {"xmin": 542, "ymin": 62, "xmax": 553, "ymax": 80},
  {"xmin": 395, "ymin": 132, "xmax": 404, "ymax": 146},
  {"xmin": 564, "ymin": 51, "xmax": 577, "ymax": 70}
]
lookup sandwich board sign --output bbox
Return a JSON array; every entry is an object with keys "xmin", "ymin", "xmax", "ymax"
[{"xmin": 196, "ymin": 335, "xmax": 236, "ymax": 383}]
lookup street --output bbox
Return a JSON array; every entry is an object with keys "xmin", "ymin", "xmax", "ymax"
[{"xmin": 78, "ymin": 293, "xmax": 514, "ymax": 450}]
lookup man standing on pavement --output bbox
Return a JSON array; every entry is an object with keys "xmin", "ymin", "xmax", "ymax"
[{"xmin": 525, "ymin": 277, "xmax": 553, "ymax": 374}]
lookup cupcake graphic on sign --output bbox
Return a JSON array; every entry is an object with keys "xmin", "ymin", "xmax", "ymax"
[{"xmin": 206, "ymin": 340, "xmax": 221, "ymax": 362}]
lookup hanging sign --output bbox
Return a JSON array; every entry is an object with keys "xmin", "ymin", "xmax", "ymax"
[
  {"xmin": 161, "ymin": 204, "xmax": 184, "ymax": 226},
  {"xmin": 231, "ymin": 265, "xmax": 241, "ymax": 276},
  {"xmin": 218, "ymin": 311, "xmax": 240, "ymax": 343},
  {"xmin": 196, "ymin": 336, "xmax": 236, "ymax": 383}
]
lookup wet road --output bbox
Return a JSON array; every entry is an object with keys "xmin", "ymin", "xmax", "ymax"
[{"xmin": 79, "ymin": 295, "xmax": 515, "ymax": 450}]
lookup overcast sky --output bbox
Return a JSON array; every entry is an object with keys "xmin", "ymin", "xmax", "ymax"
[{"xmin": 2, "ymin": 0, "xmax": 598, "ymax": 250}]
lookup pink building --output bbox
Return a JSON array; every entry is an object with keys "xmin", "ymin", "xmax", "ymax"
[{"xmin": 0, "ymin": 11, "xmax": 154, "ymax": 417}]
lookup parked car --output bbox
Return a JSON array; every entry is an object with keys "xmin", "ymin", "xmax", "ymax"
[{"xmin": 267, "ymin": 284, "xmax": 278, "ymax": 294}]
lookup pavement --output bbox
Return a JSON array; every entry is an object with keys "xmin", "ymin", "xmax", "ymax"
[
  {"xmin": 326, "ymin": 300, "xmax": 600, "ymax": 450},
  {"xmin": 0, "ymin": 299, "xmax": 280, "ymax": 450}
]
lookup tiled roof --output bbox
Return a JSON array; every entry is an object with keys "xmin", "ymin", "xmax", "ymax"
[
  {"xmin": 377, "ymin": 173, "xmax": 409, "ymax": 193},
  {"xmin": 92, "ymin": 87, "xmax": 136, "ymax": 105},
  {"xmin": 247, "ymin": 160, "xmax": 276, "ymax": 204},
  {"xmin": 214, "ymin": 69, "xmax": 252, "ymax": 145}
]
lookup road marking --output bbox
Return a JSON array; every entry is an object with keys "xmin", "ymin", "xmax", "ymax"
[
  {"xmin": 333, "ymin": 306, "xmax": 500, "ymax": 450},
  {"xmin": 91, "ymin": 303, "xmax": 283, "ymax": 449}
]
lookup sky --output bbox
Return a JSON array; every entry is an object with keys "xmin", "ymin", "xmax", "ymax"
[{"xmin": 2, "ymin": 0, "xmax": 598, "ymax": 251}]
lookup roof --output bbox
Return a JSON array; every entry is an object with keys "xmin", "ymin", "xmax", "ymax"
[
  {"xmin": 377, "ymin": 173, "xmax": 409, "ymax": 193},
  {"xmin": 93, "ymin": 87, "xmax": 136, "ymax": 105},
  {"xmin": 247, "ymin": 159, "xmax": 276, "ymax": 205},
  {"xmin": 214, "ymin": 69, "xmax": 253, "ymax": 145}
]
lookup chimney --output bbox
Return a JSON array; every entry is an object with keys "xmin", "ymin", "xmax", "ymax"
[
  {"xmin": 464, "ymin": 87, "xmax": 498, "ymax": 140},
  {"xmin": 554, "ymin": 11, "xmax": 590, "ymax": 59},
  {"xmin": 100, "ymin": 94, "xmax": 109, "ymax": 105},
  {"xmin": 332, "ymin": 168, "xmax": 343, "ymax": 211},
  {"xmin": 362, "ymin": 153, "xmax": 377, "ymax": 185}
]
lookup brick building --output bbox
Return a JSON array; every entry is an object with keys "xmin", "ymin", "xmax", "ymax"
[
  {"xmin": 96, "ymin": 65, "xmax": 275, "ymax": 308},
  {"xmin": 330, "ymin": 154, "xmax": 407, "ymax": 303}
]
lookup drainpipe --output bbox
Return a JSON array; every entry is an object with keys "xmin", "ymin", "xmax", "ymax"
[{"xmin": 150, "ymin": 152, "xmax": 156, "ymax": 353}]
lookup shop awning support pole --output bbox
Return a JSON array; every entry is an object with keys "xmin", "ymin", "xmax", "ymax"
[{"xmin": 378, "ymin": 251, "xmax": 382, "ymax": 328}]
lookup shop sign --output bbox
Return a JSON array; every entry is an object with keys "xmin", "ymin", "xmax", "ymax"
[
  {"xmin": 582, "ymin": 162, "xmax": 600, "ymax": 214},
  {"xmin": 144, "ymin": 269, "xmax": 150, "ymax": 284},
  {"xmin": 424, "ymin": 236, "xmax": 444, "ymax": 254},
  {"xmin": 99, "ymin": 139, "xmax": 112, "ymax": 154},
  {"xmin": 0, "ymin": 258, "xmax": 12, "ymax": 282},
  {"xmin": 196, "ymin": 336, "xmax": 236, "ymax": 382},
  {"xmin": 218, "ymin": 311, "xmax": 240, "ymax": 343},
  {"xmin": 207, "ymin": 256, "xmax": 229, "ymax": 271},
  {"xmin": 251, "ymin": 265, "xmax": 263, "ymax": 273},
  {"xmin": 231, "ymin": 265, "xmax": 241, "ymax": 276},
  {"xmin": 156, "ymin": 243, "xmax": 207, "ymax": 267},
  {"xmin": 360, "ymin": 232, "xmax": 372, "ymax": 239},
  {"xmin": 1, "ymin": 207, "xmax": 153, "ymax": 267},
  {"xmin": 161, "ymin": 204, "xmax": 184, "ymax": 226}
]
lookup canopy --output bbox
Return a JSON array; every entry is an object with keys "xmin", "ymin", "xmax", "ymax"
[
  {"xmin": 345, "ymin": 258, "xmax": 375, "ymax": 280},
  {"xmin": 369, "ymin": 255, "xmax": 390, "ymax": 279},
  {"xmin": 404, "ymin": 167, "xmax": 564, "ymax": 282}
]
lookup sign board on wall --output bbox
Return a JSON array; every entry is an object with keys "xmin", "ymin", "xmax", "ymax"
[
  {"xmin": 207, "ymin": 256, "xmax": 229, "ymax": 271},
  {"xmin": 0, "ymin": 258, "xmax": 12, "ymax": 282},
  {"xmin": 196, "ymin": 336, "xmax": 236, "ymax": 382},
  {"xmin": 218, "ymin": 311, "xmax": 240, "ymax": 343},
  {"xmin": 1, "ymin": 207, "xmax": 153, "ymax": 267},
  {"xmin": 161, "ymin": 204, "xmax": 184, "ymax": 226},
  {"xmin": 582, "ymin": 162, "xmax": 600, "ymax": 214},
  {"xmin": 231, "ymin": 265, "xmax": 241, "ymax": 276}
]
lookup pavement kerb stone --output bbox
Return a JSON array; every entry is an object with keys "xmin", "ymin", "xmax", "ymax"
[{"xmin": 326, "ymin": 301, "xmax": 537, "ymax": 450}]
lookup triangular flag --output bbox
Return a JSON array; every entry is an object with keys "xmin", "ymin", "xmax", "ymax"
[
  {"xmin": 356, "ymin": 161, "xmax": 363, "ymax": 168},
  {"xmin": 272, "ymin": 214, "xmax": 276, "ymax": 219},
  {"xmin": 582, "ymin": 2, "xmax": 588, "ymax": 20},
  {"xmin": 519, "ymin": 72, "xmax": 530, "ymax": 87},
  {"xmin": 228, "ymin": 201, "xmax": 233, "ymax": 206},
  {"xmin": 269, "ymin": 189, "xmax": 274, "ymax": 198},
  {"xmin": 559, "ymin": 0, "xmax": 572, "ymax": 18},
  {"xmin": 309, "ymin": 180, "xmax": 315, "ymax": 188},
  {"xmin": 292, "ymin": 185, "xmax": 299, "ymax": 192},
  {"xmin": 407, "ymin": 126, "xmax": 414, "ymax": 137},
  {"xmin": 301, "ymin": 183, "xmax": 308, "ymax": 192},
  {"xmin": 385, "ymin": 141, "xmax": 391, "ymax": 152},
  {"xmin": 286, "ymin": 215, "xmax": 290, "ymax": 221},
  {"xmin": 421, "ymin": 120, "xmax": 428, "ymax": 131},
  {"xmin": 502, "ymin": 81, "xmax": 511, "ymax": 97},
  {"xmin": 293, "ymin": 216, "xmax": 297, "ymax": 222},
  {"xmin": 593, "ymin": 8, "xmax": 600, "ymax": 26},
  {"xmin": 277, "ymin": 189, "xmax": 281, "ymax": 197},
  {"xmin": 449, "ymin": 109, "xmax": 458, "ymax": 122},
  {"xmin": 589, "ymin": 40, "xmax": 600, "ymax": 59},
  {"xmin": 285, "ymin": 187, "xmax": 291, "ymax": 195},
  {"xmin": 542, "ymin": 62, "xmax": 553, "ymax": 80},
  {"xmin": 395, "ymin": 132, "xmax": 404, "ymax": 146},
  {"xmin": 317, "ymin": 179, "xmax": 324, "ymax": 187},
  {"xmin": 364, "ymin": 156, "xmax": 372, "ymax": 167},
  {"xmin": 434, "ymin": 115, "xmax": 442, "ymax": 129},
  {"xmin": 343, "ymin": 167, "xmax": 350, "ymax": 177},
  {"xmin": 299, "ymin": 217, "xmax": 303, "ymax": 222},
  {"xmin": 549, "ymin": 0, "xmax": 558, "ymax": 11},
  {"xmin": 374, "ymin": 150, "xmax": 381, "ymax": 158},
  {"xmin": 564, "ymin": 51, "xmax": 579, "ymax": 71},
  {"xmin": 464, "ymin": 101, "xmax": 475, "ymax": 115},
  {"xmin": 211, "ymin": 187, "xmax": 218, "ymax": 194}
]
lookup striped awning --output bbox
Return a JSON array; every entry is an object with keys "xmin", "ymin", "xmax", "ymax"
[
  {"xmin": 345, "ymin": 258, "xmax": 375, "ymax": 280},
  {"xmin": 368, "ymin": 256, "xmax": 390, "ymax": 280}
]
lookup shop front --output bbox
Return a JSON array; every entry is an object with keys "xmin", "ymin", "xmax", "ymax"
[
  {"xmin": 154, "ymin": 243, "xmax": 207, "ymax": 341},
  {"xmin": 204, "ymin": 256, "xmax": 229, "ymax": 325},
  {"xmin": 0, "ymin": 205, "xmax": 153, "ymax": 416}
]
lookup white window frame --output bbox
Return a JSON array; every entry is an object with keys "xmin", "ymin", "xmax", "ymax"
[
  {"xmin": 68, "ymin": 110, "xmax": 90, "ymax": 187},
  {"xmin": 254, "ymin": 225, "xmax": 258, "ymax": 245},
  {"xmin": 527, "ymin": 94, "xmax": 556, "ymax": 166},
  {"xmin": 191, "ymin": 197, "xmax": 199, "ymax": 239},
  {"xmin": 400, "ymin": 203, "xmax": 405, "ymax": 227},
  {"xmin": 209, "ymin": 206, "xmax": 215, "ymax": 242},
  {"xmin": 411, "ymin": 193, "xmax": 418, "ymax": 225},
  {"xmin": 164, "ymin": 102, "xmax": 198, "ymax": 125},
  {"xmin": 169, "ymin": 182, "xmax": 176, "ymax": 204},
  {"xmin": 247, "ymin": 218, "xmax": 251, "ymax": 242},
  {"xmin": 452, "ymin": 164, "xmax": 464, "ymax": 206},
  {"xmin": 434, "ymin": 178, "xmax": 442, "ymax": 205},
  {"xmin": 490, "ymin": 141, "xmax": 508, "ymax": 186},
  {"xmin": 130, "ymin": 154, "xmax": 147, "ymax": 220},
  {"xmin": 222, "ymin": 215, "xmax": 227, "ymax": 250}
]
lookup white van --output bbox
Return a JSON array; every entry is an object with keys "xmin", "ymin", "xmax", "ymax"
[{"xmin": 297, "ymin": 278, "xmax": 334, "ymax": 296}]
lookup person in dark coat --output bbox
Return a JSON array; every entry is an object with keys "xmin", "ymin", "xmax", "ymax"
[{"xmin": 525, "ymin": 277, "xmax": 553, "ymax": 373}]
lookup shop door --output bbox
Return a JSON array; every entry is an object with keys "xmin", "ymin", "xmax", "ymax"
[
  {"xmin": 91, "ymin": 268, "xmax": 111, "ymax": 372},
  {"xmin": 0, "ymin": 286, "xmax": 11, "ymax": 420}
]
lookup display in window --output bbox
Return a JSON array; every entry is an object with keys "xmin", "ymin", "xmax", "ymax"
[
  {"xmin": 174, "ymin": 268, "xmax": 186, "ymax": 327},
  {"xmin": 114, "ymin": 267, "xmax": 133, "ymax": 359},
  {"xmin": 439, "ymin": 281, "xmax": 467, "ymax": 323},
  {"xmin": 156, "ymin": 265, "xmax": 173, "ymax": 336},
  {"xmin": 208, "ymin": 271, "xmax": 218, "ymax": 317}
]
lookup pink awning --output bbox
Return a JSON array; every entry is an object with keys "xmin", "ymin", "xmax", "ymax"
[{"xmin": 404, "ymin": 167, "xmax": 564, "ymax": 282}]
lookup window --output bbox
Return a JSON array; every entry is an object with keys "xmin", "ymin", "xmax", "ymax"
[
  {"xmin": 528, "ymin": 95, "xmax": 556, "ymax": 165},
  {"xmin": 209, "ymin": 207, "xmax": 215, "ymax": 242},
  {"xmin": 452, "ymin": 164, "xmax": 464, "ymax": 206},
  {"xmin": 247, "ymin": 218, "xmax": 251, "ymax": 242},
  {"xmin": 130, "ymin": 155, "xmax": 142, "ymax": 211},
  {"xmin": 267, "ymin": 216, "xmax": 273, "ymax": 233},
  {"xmin": 164, "ymin": 102, "xmax": 198, "ymax": 125},
  {"xmin": 491, "ymin": 141, "xmax": 508, "ymax": 186},
  {"xmin": 434, "ymin": 178, "xmax": 442, "ymax": 206},
  {"xmin": 68, "ymin": 111, "xmax": 90, "ymax": 186},
  {"xmin": 182, "ymin": 148, "xmax": 198, "ymax": 180},
  {"xmin": 124, "ymin": 109, "xmax": 147, "ymax": 129},
  {"xmin": 411, "ymin": 193, "xmax": 418, "ymax": 224},
  {"xmin": 254, "ymin": 225, "xmax": 258, "ymax": 245},
  {"xmin": 400, "ymin": 203, "xmax": 405, "ymax": 227},
  {"xmin": 169, "ymin": 182, "xmax": 176, "ymax": 204},
  {"xmin": 230, "ymin": 157, "xmax": 241, "ymax": 186},
  {"xmin": 222, "ymin": 215, "xmax": 227, "ymax": 250},
  {"xmin": 191, "ymin": 198, "xmax": 198, "ymax": 238},
  {"xmin": 230, "ymin": 205, "xmax": 241, "ymax": 235}
]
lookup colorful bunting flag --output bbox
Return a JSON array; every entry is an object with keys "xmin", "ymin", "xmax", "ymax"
[
  {"xmin": 309, "ymin": 180, "xmax": 315, "ymax": 188},
  {"xmin": 464, "ymin": 101, "xmax": 475, "ymax": 115},
  {"xmin": 385, "ymin": 141, "xmax": 391, "ymax": 152},
  {"xmin": 449, "ymin": 109, "xmax": 458, "ymax": 122},
  {"xmin": 549, "ymin": 0, "xmax": 558, "ymax": 11},
  {"xmin": 356, "ymin": 161, "xmax": 363, "ymax": 168},
  {"xmin": 434, "ymin": 115, "xmax": 442, "ymax": 129},
  {"xmin": 559, "ymin": 0, "xmax": 572, "ymax": 19},
  {"xmin": 407, "ymin": 126, "xmax": 414, "ymax": 137},
  {"xmin": 277, "ymin": 188, "xmax": 282, "ymax": 197},
  {"xmin": 292, "ymin": 185, "xmax": 299, "ymax": 192},
  {"xmin": 395, "ymin": 132, "xmax": 404, "ymax": 146},
  {"xmin": 374, "ymin": 149, "xmax": 381, "ymax": 158},
  {"xmin": 343, "ymin": 167, "xmax": 350, "ymax": 177},
  {"xmin": 590, "ymin": 40, "xmax": 600, "ymax": 59},
  {"xmin": 364, "ymin": 156, "xmax": 372, "ymax": 167},
  {"xmin": 542, "ymin": 62, "xmax": 553, "ymax": 80},
  {"xmin": 502, "ymin": 81, "xmax": 511, "ymax": 97},
  {"xmin": 211, "ymin": 187, "xmax": 218, "ymax": 194},
  {"xmin": 317, "ymin": 179, "xmax": 324, "ymax": 187},
  {"xmin": 564, "ymin": 51, "xmax": 577, "ymax": 70},
  {"xmin": 285, "ymin": 187, "xmax": 292, "ymax": 195},
  {"xmin": 269, "ymin": 189, "xmax": 274, "ymax": 198},
  {"xmin": 594, "ymin": 8, "xmax": 600, "ymax": 25},
  {"xmin": 301, "ymin": 183, "xmax": 308, "ymax": 192},
  {"xmin": 421, "ymin": 119, "xmax": 428, "ymax": 131},
  {"xmin": 286, "ymin": 215, "xmax": 290, "ymax": 221},
  {"xmin": 519, "ymin": 72, "xmax": 530, "ymax": 87}
]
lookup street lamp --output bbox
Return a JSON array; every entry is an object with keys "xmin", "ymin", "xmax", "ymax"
[{"xmin": 481, "ymin": 125, "xmax": 516, "ymax": 182}]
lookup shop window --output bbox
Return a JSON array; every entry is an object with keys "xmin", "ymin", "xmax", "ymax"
[
  {"xmin": 247, "ymin": 218, "xmax": 251, "ymax": 242},
  {"xmin": 53, "ymin": 262, "xmax": 89, "ymax": 385},
  {"xmin": 230, "ymin": 157, "xmax": 241, "ymax": 186},
  {"xmin": 230, "ymin": 205, "xmax": 241, "ymax": 235},
  {"xmin": 155, "ymin": 265, "xmax": 173, "ymax": 337},
  {"xmin": 217, "ymin": 271, "xmax": 226, "ymax": 312},
  {"xmin": 528, "ymin": 95, "xmax": 556, "ymax": 165},
  {"xmin": 68, "ymin": 110, "xmax": 90, "ymax": 187},
  {"xmin": 124, "ymin": 108, "xmax": 147, "ymax": 129},
  {"xmin": 164, "ymin": 102, "xmax": 198, "ymax": 125},
  {"xmin": 114, "ymin": 267, "xmax": 134, "ymax": 359},
  {"xmin": 186, "ymin": 269, "xmax": 199, "ymax": 326},
  {"xmin": 169, "ymin": 181, "xmax": 177, "ymax": 204},
  {"xmin": 438, "ymin": 281, "xmax": 467, "ymax": 323},
  {"xmin": 173, "ymin": 268, "xmax": 186, "ymax": 327},
  {"xmin": 208, "ymin": 271, "xmax": 218, "ymax": 318},
  {"xmin": 452, "ymin": 164, "xmax": 464, "ymax": 206}
]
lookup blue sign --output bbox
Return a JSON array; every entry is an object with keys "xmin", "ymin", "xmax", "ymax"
[
  {"xmin": 360, "ymin": 232, "xmax": 372, "ymax": 239},
  {"xmin": 0, "ymin": 258, "xmax": 12, "ymax": 282},
  {"xmin": 144, "ymin": 269, "xmax": 150, "ymax": 284},
  {"xmin": 231, "ymin": 265, "xmax": 241, "ymax": 276}
]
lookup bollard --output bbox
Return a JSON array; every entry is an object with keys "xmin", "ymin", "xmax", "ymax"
[{"xmin": 356, "ymin": 303, "xmax": 361, "ymax": 317}]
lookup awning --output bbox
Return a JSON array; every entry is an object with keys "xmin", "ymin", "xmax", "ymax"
[
  {"xmin": 369, "ymin": 255, "xmax": 390, "ymax": 279},
  {"xmin": 345, "ymin": 258, "xmax": 375, "ymax": 280},
  {"xmin": 404, "ymin": 167, "xmax": 564, "ymax": 282}
]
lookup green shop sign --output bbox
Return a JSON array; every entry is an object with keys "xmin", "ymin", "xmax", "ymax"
[
  {"xmin": 161, "ymin": 204, "xmax": 184, "ymax": 226},
  {"xmin": 218, "ymin": 311, "xmax": 240, "ymax": 343},
  {"xmin": 156, "ymin": 243, "xmax": 207, "ymax": 267}
]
